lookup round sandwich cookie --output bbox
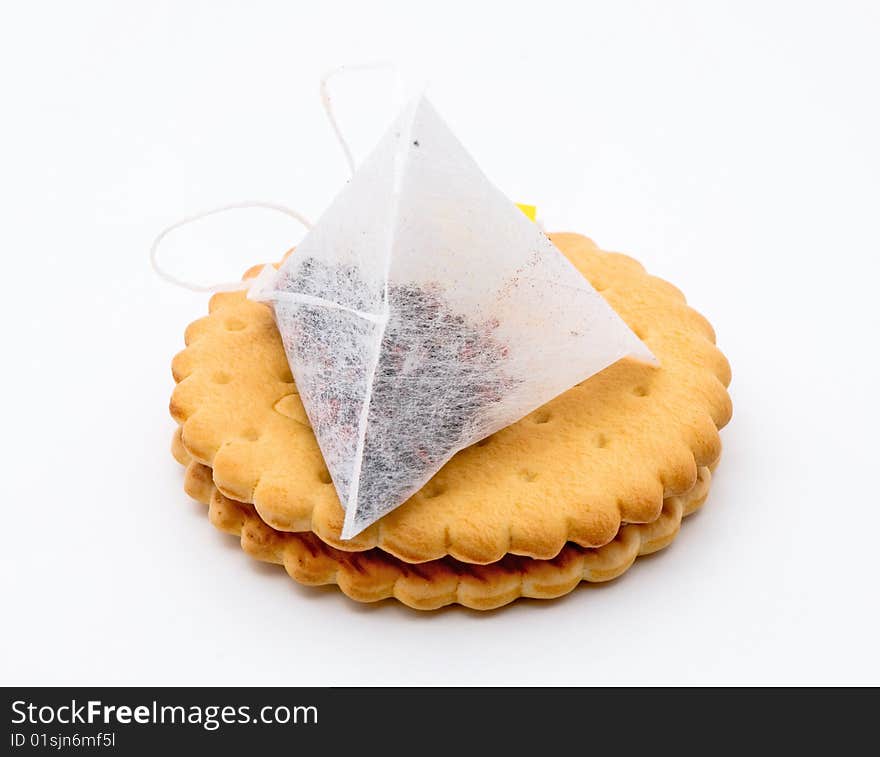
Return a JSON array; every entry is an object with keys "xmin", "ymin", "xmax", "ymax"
[
  {"xmin": 169, "ymin": 233, "xmax": 731, "ymax": 565},
  {"xmin": 173, "ymin": 438, "xmax": 714, "ymax": 610}
]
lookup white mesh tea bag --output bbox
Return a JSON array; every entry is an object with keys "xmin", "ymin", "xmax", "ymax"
[{"xmin": 250, "ymin": 96, "xmax": 656, "ymax": 539}]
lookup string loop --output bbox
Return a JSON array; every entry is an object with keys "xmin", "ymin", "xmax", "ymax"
[{"xmin": 149, "ymin": 202, "xmax": 312, "ymax": 294}]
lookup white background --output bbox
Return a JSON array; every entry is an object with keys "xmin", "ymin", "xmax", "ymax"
[{"xmin": 2, "ymin": 1, "xmax": 878, "ymax": 686}]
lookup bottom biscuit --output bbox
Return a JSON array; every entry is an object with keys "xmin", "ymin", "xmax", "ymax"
[{"xmin": 176, "ymin": 449, "xmax": 714, "ymax": 610}]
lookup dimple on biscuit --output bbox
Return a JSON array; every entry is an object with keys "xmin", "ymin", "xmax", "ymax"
[{"xmin": 170, "ymin": 233, "xmax": 731, "ymax": 565}]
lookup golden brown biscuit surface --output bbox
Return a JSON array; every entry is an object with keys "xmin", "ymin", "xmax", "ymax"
[
  {"xmin": 179, "ymin": 455, "xmax": 713, "ymax": 611},
  {"xmin": 170, "ymin": 233, "xmax": 731, "ymax": 564}
]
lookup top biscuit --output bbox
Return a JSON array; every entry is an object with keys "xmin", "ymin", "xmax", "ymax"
[{"xmin": 170, "ymin": 233, "xmax": 732, "ymax": 564}]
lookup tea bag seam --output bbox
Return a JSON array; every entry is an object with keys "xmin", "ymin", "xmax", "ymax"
[
  {"xmin": 259, "ymin": 290, "xmax": 389, "ymax": 326},
  {"xmin": 340, "ymin": 98, "xmax": 418, "ymax": 539}
]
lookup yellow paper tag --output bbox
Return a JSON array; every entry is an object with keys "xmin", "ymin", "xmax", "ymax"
[{"xmin": 516, "ymin": 203, "xmax": 537, "ymax": 222}]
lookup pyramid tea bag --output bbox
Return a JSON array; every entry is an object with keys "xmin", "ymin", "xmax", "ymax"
[{"xmin": 249, "ymin": 96, "xmax": 656, "ymax": 539}]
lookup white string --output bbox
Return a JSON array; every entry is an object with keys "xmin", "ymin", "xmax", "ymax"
[
  {"xmin": 320, "ymin": 61, "xmax": 405, "ymax": 176},
  {"xmin": 149, "ymin": 201, "xmax": 312, "ymax": 293},
  {"xmin": 151, "ymin": 64, "xmax": 404, "ymax": 294}
]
